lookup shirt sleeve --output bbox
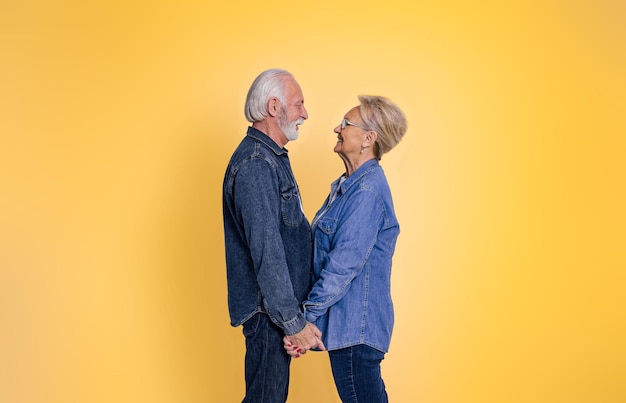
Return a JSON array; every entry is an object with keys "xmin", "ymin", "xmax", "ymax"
[
  {"xmin": 233, "ymin": 158, "xmax": 306, "ymax": 335},
  {"xmin": 304, "ymin": 188, "xmax": 384, "ymax": 322}
]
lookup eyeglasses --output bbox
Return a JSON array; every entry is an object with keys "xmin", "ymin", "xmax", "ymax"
[{"xmin": 341, "ymin": 118, "xmax": 369, "ymax": 131}]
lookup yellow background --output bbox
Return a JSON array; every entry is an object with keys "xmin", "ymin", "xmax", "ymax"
[{"xmin": 1, "ymin": 1, "xmax": 625, "ymax": 402}]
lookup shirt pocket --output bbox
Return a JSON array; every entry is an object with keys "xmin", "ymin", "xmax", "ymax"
[
  {"xmin": 315, "ymin": 217, "xmax": 337, "ymax": 252},
  {"xmin": 280, "ymin": 186, "xmax": 303, "ymax": 227}
]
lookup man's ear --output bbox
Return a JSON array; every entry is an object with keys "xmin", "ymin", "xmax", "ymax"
[{"xmin": 267, "ymin": 97, "xmax": 280, "ymax": 117}]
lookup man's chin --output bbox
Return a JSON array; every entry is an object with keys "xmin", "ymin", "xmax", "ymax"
[{"xmin": 286, "ymin": 127, "xmax": 300, "ymax": 141}]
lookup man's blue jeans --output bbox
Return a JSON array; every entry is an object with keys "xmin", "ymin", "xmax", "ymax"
[
  {"xmin": 242, "ymin": 313, "xmax": 291, "ymax": 403},
  {"xmin": 329, "ymin": 344, "xmax": 388, "ymax": 403}
]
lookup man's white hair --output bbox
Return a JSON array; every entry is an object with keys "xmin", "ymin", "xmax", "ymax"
[{"xmin": 244, "ymin": 69, "xmax": 292, "ymax": 123}]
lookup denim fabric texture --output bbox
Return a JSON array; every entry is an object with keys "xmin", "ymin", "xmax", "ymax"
[
  {"xmin": 304, "ymin": 159, "xmax": 398, "ymax": 353},
  {"xmin": 223, "ymin": 127, "xmax": 312, "ymax": 336},
  {"xmin": 242, "ymin": 313, "xmax": 292, "ymax": 403},
  {"xmin": 329, "ymin": 344, "xmax": 388, "ymax": 403}
]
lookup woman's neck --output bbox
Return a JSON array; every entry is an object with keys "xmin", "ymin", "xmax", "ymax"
[{"xmin": 342, "ymin": 154, "xmax": 375, "ymax": 177}]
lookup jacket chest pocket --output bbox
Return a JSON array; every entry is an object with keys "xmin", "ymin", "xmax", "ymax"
[
  {"xmin": 281, "ymin": 186, "xmax": 303, "ymax": 227},
  {"xmin": 315, "ymin": 217, "xmax": 337, "ymax": 251}
]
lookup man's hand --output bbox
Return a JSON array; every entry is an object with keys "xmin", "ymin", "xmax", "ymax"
[{"xmin": 283, "ymin": 322, "xmax": 325, "ymax": 358}]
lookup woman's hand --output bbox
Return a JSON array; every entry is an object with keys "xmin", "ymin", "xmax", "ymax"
[
  {"xmin": 283, "ymin": 322, "xmax": 325, "ymax": 358},
  {"xmin": 283, "ymin": 337, "xmax": 305, "ymax": 358}
]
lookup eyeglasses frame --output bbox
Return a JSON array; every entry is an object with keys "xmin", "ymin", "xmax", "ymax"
[{"xmin": 341, "ymin": 118, "xmax": 369, "ymax": 131}]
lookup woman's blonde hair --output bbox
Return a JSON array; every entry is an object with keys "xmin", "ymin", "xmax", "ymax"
[{"xmin": 358, "ymin": 95, "xmax": 407, "ymax": 160}]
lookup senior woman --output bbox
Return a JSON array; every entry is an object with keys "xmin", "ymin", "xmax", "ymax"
[{"xmin": 285, "ymin": 95, "xmax": 407, "ymax": 402}]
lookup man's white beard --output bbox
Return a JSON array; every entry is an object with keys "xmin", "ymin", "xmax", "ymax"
[{"xmin": 278, "ymin": 111, "xmax": 303, "ymax": 142}]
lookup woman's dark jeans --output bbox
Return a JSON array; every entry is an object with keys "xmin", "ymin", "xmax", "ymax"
[
  {"xmin": 242, "ymin": 313, "xmax": 291, "ymax": 403},
  {"xmin": 329, "ymin": 344, "xmax": 388, "ymax": 403}
]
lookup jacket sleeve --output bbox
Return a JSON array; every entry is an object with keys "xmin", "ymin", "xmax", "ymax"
[
  {"xmin": 233, "ymin": 158, "xmax": 306, "ymax": 335},
  {"xmin": 304, "ymin": 188, "xmax": 383, "ymax": 322}
]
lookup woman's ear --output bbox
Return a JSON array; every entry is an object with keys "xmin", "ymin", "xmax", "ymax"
[{"xmin": 364, "ymin": 130, "xmax": 378, "ymax": 147}]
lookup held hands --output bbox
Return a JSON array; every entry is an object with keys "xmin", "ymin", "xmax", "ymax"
[{"xmin": 283, "ymin": 322, "xmax": 325, "ymax": 358}]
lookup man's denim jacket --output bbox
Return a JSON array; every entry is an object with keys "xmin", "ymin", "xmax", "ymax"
[
  {"xmin": 223, "ymin": 127, "xmax": 312, "ymax": 335},
  {"xmin": 304, "ymin": 159, "xmax": 399, "ymax": 352}
]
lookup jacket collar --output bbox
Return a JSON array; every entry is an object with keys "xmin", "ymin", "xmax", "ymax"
[
  {"xmin": 336, "ymin": 159, "xmax": 379, "ymax": 194},
  {"xmin": 247, "ymin": 126, "xmax": 289, "ymax": 156}
]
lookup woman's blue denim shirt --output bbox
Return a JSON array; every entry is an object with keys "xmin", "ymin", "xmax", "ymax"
[
  {"xmin": 304, "ymin": 159, "xmax": 399, "ymax": 353},
  {"xmin": 222, "ymin": 127, "xmax": 312, "ymax": 335}
]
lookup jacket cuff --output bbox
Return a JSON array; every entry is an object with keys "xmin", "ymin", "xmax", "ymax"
[
  {"xmin": 281, "ymin": 311, "xmax": 307, "ymax": 336},
  {"xmin": 303, "ymin": 303, "xmax": 318, "ymax": 323}
]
